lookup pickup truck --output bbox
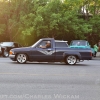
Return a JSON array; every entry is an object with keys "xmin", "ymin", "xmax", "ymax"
[
  {"xmin": 70, "ymin": 40, "xmax": 95, "ymax": 56},
  {"xmin": 0, "ymin": 42, "xmax": 22, "ymax": 57},
  {"xmin": 9, "ymin": 38, "xmax": 92, "ymax": 65}
]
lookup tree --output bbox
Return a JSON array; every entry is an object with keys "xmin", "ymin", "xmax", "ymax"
[{"xmin": 0, "ymin": 0, "xmax": 100, "ymax": 46}]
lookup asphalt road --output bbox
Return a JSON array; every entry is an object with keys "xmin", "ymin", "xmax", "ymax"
[{"xmin": 0, "ymin": 57, "xmax": 100, "ymax": 100}]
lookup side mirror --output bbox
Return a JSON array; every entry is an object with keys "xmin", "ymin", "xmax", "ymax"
[{"xmin": 39, "ymin": 45, "xmax": 42, "ymax": 48}]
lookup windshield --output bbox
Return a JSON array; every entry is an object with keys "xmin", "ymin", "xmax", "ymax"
[
  {"xmin": 31, "ymin": 39, "xmax": 42, "ymax": 47},
  {"xmin": 70, "ymin": 41, "xmax": 87, "ymax": 46},
  {"xmin": 0, "ymin": 42, "xmax": 13, "ymax": 46}
]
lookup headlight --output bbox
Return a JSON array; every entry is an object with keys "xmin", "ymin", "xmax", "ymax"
[{"xmin": 9, "ymin": 50, "xmax": 14, "ymax": 55}]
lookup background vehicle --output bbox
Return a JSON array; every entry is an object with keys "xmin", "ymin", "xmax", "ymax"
[
  {"xmin": 70, "ymin": 40, "xmax": 95, "ymax": 56},
  {"xmin": 0, "ymin": 42, "xmax": 22, "ymax": 57},
  {"xmin": 9, "ymin": 38, "xmax": 92, "ymax": 65}
]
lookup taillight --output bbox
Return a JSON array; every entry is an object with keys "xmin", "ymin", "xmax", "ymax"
[{"xmin": 90, "ymin": 52, "xmax": 92, "ymax": 56}]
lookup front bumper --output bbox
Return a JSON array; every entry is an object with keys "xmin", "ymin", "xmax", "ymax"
[{"xmin": 9, "ymin": 55, "xmax": 16, "ymax": 61}]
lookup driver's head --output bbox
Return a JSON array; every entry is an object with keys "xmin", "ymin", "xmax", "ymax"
[
  {"xmin": 46, "ymin": 41, "xmax": 51, "ymax": 47},
  {"xmin": 77, "ymin": 42, "xmax": 80, "ymax": 44},
  {"xmin": 46, "ymin": 41, "xmax": 51, "ymax": 44}
]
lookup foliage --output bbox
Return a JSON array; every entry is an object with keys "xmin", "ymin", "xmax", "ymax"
[{"xmin": 0, "ymin": 0, "xmax": 100, "ymax": 46}]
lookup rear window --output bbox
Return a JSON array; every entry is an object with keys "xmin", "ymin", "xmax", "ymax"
[
  {"xmin": 55, "ymin": 42, "xmax": 68, "ymax": 47},
  {"xmin": 70, "ymin": 41, "xmax": 87, "ymax": 46}
]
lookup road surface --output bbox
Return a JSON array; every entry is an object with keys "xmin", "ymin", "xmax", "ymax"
[{"xmin": 0, "ymin": 57, "xmax": 100, "ymax": 100}]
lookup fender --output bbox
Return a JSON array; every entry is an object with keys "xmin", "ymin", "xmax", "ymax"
[{"xmin": 63, "ymin": 51, "xmax": 82, "ymax": 60}]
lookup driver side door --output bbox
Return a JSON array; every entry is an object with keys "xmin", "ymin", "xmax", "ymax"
[{"xmin": 31, "ymin": 40, "xmax": 55, "ymax": 61}]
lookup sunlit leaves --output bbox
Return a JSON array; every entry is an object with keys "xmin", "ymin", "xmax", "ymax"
[{"xmin": 0, "ymin": 0, "xmax": 100, "ymax": 45}]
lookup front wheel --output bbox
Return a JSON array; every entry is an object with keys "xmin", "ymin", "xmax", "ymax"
[
  {"xmin": 16, "ymin": 54, "xmax": 27, "ymax": 64},
  {"xmin": 65, "ymin": 55, "xmax": 77, "ymax": 65}
]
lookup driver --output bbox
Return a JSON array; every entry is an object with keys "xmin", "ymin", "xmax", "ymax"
[
  {"xmin": 77, "ymin": 42, "xmax": 80, "ymax": 45},
  {"xmin": 39, "ymin": 41, "xmax": 51, "ymax": 48}
]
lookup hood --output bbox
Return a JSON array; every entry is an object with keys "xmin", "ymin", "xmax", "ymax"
[{"xmin": 11, "ymin": 47, "xmax": 32, "ymax": 51}]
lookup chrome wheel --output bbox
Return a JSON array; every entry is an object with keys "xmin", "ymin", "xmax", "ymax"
[
  {"xmin": 16, "ymin": 54, "xmax": 27, "ymax": 64},
  {"xmin": 65, "ymin": 55, "xmax": 77, "ymax": 65}
]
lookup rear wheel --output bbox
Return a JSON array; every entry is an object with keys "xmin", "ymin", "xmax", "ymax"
[
  {"xmin": 16, "ymin": 54, "xmax": 27, "ymax": 64},
  {"xmin": 65, "ymin": 55, "xmax": 77, "ymax": 65}
]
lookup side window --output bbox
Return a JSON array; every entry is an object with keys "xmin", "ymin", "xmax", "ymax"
[
  {"xmin": 14, "ymin": 43, "xmax": 18, "ymax": 48},
  {"xmin": 55, "ymin": 42, "xmax": 68, "ymax": 47},
  {"xmin": 87, "ymin": 42, "xmax": 90, "ymax": 47},
  {"xmin": 37, "ymin": 40, "xmax": 51, "ymax": 48},
  {"xmin": 70, "ymin": 41, "xmax": 76, "ymax": 46},
  {"xmin": 39, "ymin": 41, "xmax": 47, "ymax": 46},
  {"xmin": 87, "ymin": 42, "xmax": 90, "ymax": 46}
]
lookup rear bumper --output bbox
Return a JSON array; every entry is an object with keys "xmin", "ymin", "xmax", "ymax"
[{"xmin": 81, "ymin": 57, "xmax": 92, "ymax": 60}]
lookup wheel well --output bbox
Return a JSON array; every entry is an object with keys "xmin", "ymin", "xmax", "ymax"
[
  {"xmin": 1, "ymin": 47, "xmax": 9, "ymax": 56},
  {"xmin": 64, "ymin": 55, "xmax": 79, "ymax": 60},
  {"xmin": 75, "ymin": 55, "xmax": 80, "ymax": 60},
  {"xmin": 1, "ymin": 47, "xmax": 9, "ymax": 51}
]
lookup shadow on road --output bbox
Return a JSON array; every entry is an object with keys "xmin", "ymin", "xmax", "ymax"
[{"xmin": 9, "ymin": 61, "xmax": 90, "ymax": 67}]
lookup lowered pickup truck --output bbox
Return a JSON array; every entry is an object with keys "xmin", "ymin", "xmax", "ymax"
[{"xmin": 9, "ymin": 38, "xmax": 92, "ymax": 65}]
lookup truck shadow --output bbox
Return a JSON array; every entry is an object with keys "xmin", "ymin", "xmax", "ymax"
[{"xmin": 10, "ymin": 62, "xmax": 90, "ymax": 67}]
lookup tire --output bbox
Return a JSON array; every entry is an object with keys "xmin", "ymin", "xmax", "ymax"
[
  {"xmin": 3, "ymin": 50, "xmax": 9, "ymax": 57},
  {"xmin": 65, "ymin": 55, "xmax": 77, "ymax": 65},
  {"xmin": 16, "ymin": 53, "xmax": 27, "ymax": 64}
]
